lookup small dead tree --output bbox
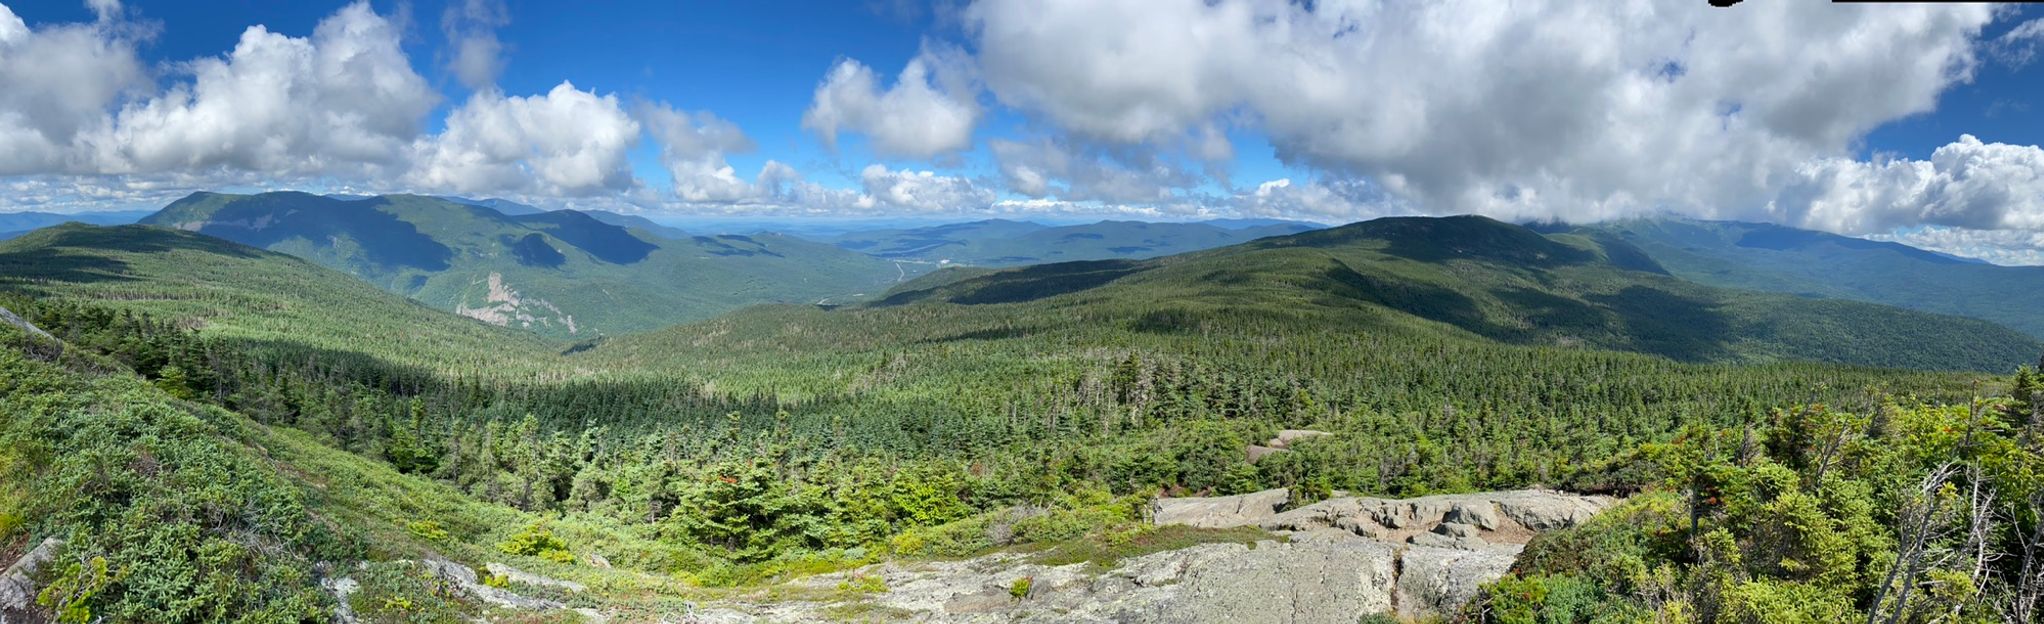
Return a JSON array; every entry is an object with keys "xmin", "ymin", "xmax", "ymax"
[
  {"xmin": 2001, "ymin": 490, "xmax": 2044, "ymax": 624},
  {"xmin": 1868, "ymin": 463, "xmax": 1961, "ymax": 624}
]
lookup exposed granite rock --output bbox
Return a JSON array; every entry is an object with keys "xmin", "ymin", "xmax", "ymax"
[
  {"xmin": 1396, "ymin": 546, "xmax": 1520, "ymax": 618},
  {"xmin": 0, "ymin": 537, "xmax": 61, "ymax": 623},
  {"xmin": 669, "ymin": 489, "xmax": 1617, "ymax": 623},
  {"xmin": 486, "ymin": 562, "xmax": 587, "ymax": 593},
  {"xmin": 1151, "ymin": 488, "xmax": 1289, "ymax": 528},
  {"xmin": 420, "ymin": 558, "xmax": 566, "ymax": 611},
  {"xmin": 1143, "ymin": 539, "xmax": 1398, "ymax": 624},
  {"xmin": 1262, "ymin": 489, "xmax": 1615, "ymax": 544}
]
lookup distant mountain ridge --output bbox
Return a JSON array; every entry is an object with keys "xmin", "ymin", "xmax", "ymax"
[
  {"xmin": 140, "ymin": 191, "xmax": 925, "ymax": 337},
  {"xmin": 827, "ymin": 218, "xmax": 1320, "ymax": 266},
  {"xmin": 1580, "ymin": 218, "xmax": 2044, "ymax": 339},
  {"xmin": 861, "ymin": 215, "xmax": 2040, "ymax": 371},
  {"xmin": 0, "ymin": 210, "xmax": 152, "ymax": 240}
]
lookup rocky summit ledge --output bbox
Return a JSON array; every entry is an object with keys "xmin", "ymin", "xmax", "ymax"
[{"xmin": 685, "ymin": 488, "xmax": 1616, "ymax": 623}]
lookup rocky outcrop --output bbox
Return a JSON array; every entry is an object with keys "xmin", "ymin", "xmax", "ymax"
[
  {"xmin": 1150, "ymin": 488, "xmax": 1288, "ymax": 528},
  {"xmin": 1129, "ymin": 539, "xmax": 1398, "ymax": 624},
  {"xmin": 486, "ymin": 562, "xmax": 587, "ymax": 593},
  {"xmin": 1, "ymin": 537, "xmax": 62, "ymax": 623},
  {"xmin": 420, "ymin": 558, "xmax": 567, "ymax": 611},
  {"xmin": 1260, "ymin": 489, "xmax": 1615, "ymax": 546},
  {"xmin": 684, "ymin": 489, "xmax": 1615, "ymax": 622}
]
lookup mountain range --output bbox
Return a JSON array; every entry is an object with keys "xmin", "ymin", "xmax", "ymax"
[
  {"xmin": 3, "ymin": 200, "xmax": 2034, "ymax": 623},
  {"xmin": 808, "ymin": 215, "xmax": 2039, "ymax": 371},
  {"xmin": 0, "ymin": 210, "xmax": 152, "ymax": 240},
  {"xmin": 138, "ymin": 191, "xmax": 925, "ymax": 337},
  {"xmin": 1579, "ymin": 219, "xmax": 2044, "ymax": 340},
  {"xmin": 824, "ymin": 218, "xmax": 1320, "ymax": 266}
]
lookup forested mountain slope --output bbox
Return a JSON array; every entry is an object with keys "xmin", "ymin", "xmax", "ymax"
[
  {"xmin": 856, "ymin": 215, "xmax": 2040, "ymax": 372},
  {"xmin": 1582, "ymin": 218, "xmax": 2044, "ymax": 339},
  {"xmin": 2, "ymin": 213, "xmax": 2037, "ymax": 622},
  {"xmin": 140, "ymin": 191, "xmax": 924, "ymax": 337},
  {"xmin": 826, "ymin": 218, "xmax": 1317, "ymax": 266},
  {"xmin": 0, "ymin": 224, "xmax": 556, "ymax": 371}
]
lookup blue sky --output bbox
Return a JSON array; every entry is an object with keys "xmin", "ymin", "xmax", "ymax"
[{"xmin": 2, "ymin": 1, "xmax": 2044, "ymax": 261}]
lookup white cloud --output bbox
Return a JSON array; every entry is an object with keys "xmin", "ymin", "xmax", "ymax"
[
  {"xmin": 1774, "ymin": 135, "xmax": 2044, "ymax": 235},
  {"xmin": 989, "ymin": 137, "xmax": 1196, "ymax": 203},
  {"xmin": 443, "ymin": 0, "xmax": 509, "ymax": 90},
  {"xmin": 802, "ymin": 44, "xmax": 980, "ymax": 158},
  {"xmin": 1876, "ymin": 227, "xmax": 2044, "ymax": 267},
  {"xmin": 1993, "ymin": 18, "xmax": 2044, "ymax": 67},
  {"xmin": 966, "ymin": 0, "xmax": 1998, "ymax": 225},
  {"xmin": 1236, "ymin": 178, "xmax": 1401, "ymax": 222},
  {"xmin": 408, "ymin": 82, "xmax": 640, "ymax": 196},
  {"xmin": 854, "ymin": 164, "xmax": 994, "ymax": 212},
  {"xmin": 0, "ymin": 1, "xmax": 146, "ymax": 174},
  {"xmin": 638, "ymin": 103, "xmax": 772, "ymax": 203},
  {"xmin": 91, "ymin": 2, "xmax": 438, "ymax": 176}
]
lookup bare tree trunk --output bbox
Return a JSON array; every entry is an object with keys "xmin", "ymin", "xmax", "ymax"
[{"xmin": 1869, "ymin": 464, "xmax": 1958, "ymax": 624}]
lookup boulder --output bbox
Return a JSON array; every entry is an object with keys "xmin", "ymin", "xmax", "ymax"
[
  {"xmin": 1443, "ymin": 502, "xmax": 1501, "ymax": 530},
  {"xmin": 1432, "ymin": 522, "xmax": 1480, "ymax": 538},
  {"xmin": 1152, "ymin": 488, "xmax": 1289, "ymax": 528}
]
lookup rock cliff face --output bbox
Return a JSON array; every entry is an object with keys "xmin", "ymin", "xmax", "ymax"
[{"xmin": 681, "ymin": 489, "xmax": 1616, "ymax": 623}]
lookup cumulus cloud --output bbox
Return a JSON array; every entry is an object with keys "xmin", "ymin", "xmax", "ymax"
[
  {"xmin": 0, "ymin": 1, "xmax": 146, "ymax": 174},
  {"xmin": 854, "ymin": 164, "xmax": 994, "ymax": 212},
  {"xmin": 802, "ymin": 44, "xmax": 980, "ymax": 158},
  {"xmin": 408, "ymin": 82, "xmax": 640, "ymax": 196},
  {"xmin": 639, "ymin": 102, "xmax": 790, "ymax": 203},
  {"xmin": 1774, "ymin": 135, "xmax": 2044, "ymax": 235},
  {"xmin": 966, "ymin": 0, "xmax": 1998, "ymax": 224},
  {"xmin": 94, "ymin": 2, "xmax": 438, "ymax": 176},
  {"xmin": 0, "ymin": 2, "xmax": 654, "ymax": 202}
]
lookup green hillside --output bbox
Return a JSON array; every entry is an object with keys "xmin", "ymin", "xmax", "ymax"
[
  {"xmin": 142, "ymin": 191, "xmax": 925, "ymax": 338},
  {"xmin": 859, "ymin": 215, "xmax": 2039, "ymax": 372},
  {"xmin": 827, "ymin": 218, "xmax": 1317, "ymax": 266},
  {"xmin": 0, "ymin": 224, "xmax": 557, "ymax": 372},
  {"xmin": 2, "ymin": 213, "xmax": 2034, "ymax": 623},
  {"xmin": 1581, "ymin": 218, "xmax": 2044, "ymax": 339}
]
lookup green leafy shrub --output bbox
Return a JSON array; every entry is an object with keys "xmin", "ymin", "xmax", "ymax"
[
  {"xmin": 497, "ymin": 523, "xmax": 573, "ymax": 563},
  {"xmin": 1009, "ymin": 576, "xmax": 1033, "ymax": 600}
]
